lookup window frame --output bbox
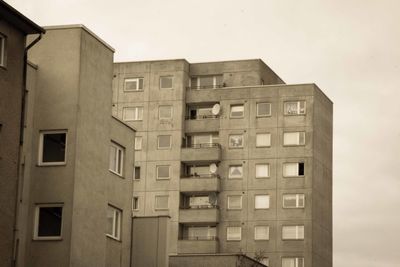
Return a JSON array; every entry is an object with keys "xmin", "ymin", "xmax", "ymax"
[
  {"xmin": 155, "ymin": 195, "xmax": 169, "ymax": 210},
  {"xmin": 228, "ymin": 134, "xmax": 244, "ymax": 149},
  {"xmin": 256, "ymin": 102, "xmax": 271, "ymax": 117},
  {"xmin": 123, "ymin": 106, "xmax": 143, "ymax": 121},
  {"xmin": 134, "ymin": 136, "xmax": 142, "ymax": 151},
  {"xmin": 255, "ymin": 164, "xmax": 270, "ymax": 178},
  {"xmin": 254, "ymin": 194, "xmax": 270, "ymax": 209},
  {"xmin": 0, "ymin": 33, "xmax": 6, "ymax": 68},
  {"xmin": 38, "ymin": 130, "xmax": 68, "ymax": 166},
  {"xmin": 254, "ymin": 225, "xmax": 270, "ymax": 240},
  {"xmin": 256, "ymin": 133, "xmax": 271, "ymax": 148},
  {"xmin": 283, "ymin": 194, "xmax": 305, "ymax": 208},
  {"xmin": 284, "ymin": 101, "xmax": 306, "ymax": 115},
  {"xmin": 158, "ymin": 105, "xmax": 173, "ymax": 120},
  {"xmin": 283, "ymin": 162, "xmax": 305, "ymax": 177},
  {"xmin": 157, "ymin": 135, "xmax": 172, "ymax": 149},
  {"xmin": 282, "ymin": 225, "xmax": 305, "ymax": 240},
  {"xmin": 160, "ymin": 76, "xmax": 173, "ymax": 89},
  {"xmin": 283, "ymin": 131, "xmax": 306, "ymax": 146},
  {"xmin": 226, "ymin": 226, "xmax": 242, "ymax": 241},
  {"xmin": 228, "ymin": 165, "xmax": 243, "ymax": 179},
  {"xmin": 124, "ymin": 77, "xmax": 144, "ymax": 92},
  {"xmin": 33, "ymin": 203, "xmax": 64, "ymax": 240},
  {"xmin": 230, "ymin": 104, "xmax": 244, "ymax": 118},
  {"xmin": 227, "ymin": 195, "xmax": 242, "ymax": 210},
  {"xmin": 156, "ymin": 165, "xmax": 170, "ymax": 180},
  {"xmin": 106, "ymin": 205, "xmax": 122, "ymax": 240},
  {"xmin": 134, "ymin": 166, "xmax": 141, "ymax": 180},
  {"xmin": 109, "ymin": 142, "xmax": 124, "ymax": 176},
  {"xmin": 132, "ymin": 196, "xmax": 139, "ymax": 211}
]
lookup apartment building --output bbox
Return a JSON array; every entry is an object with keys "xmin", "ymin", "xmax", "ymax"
[
  {"xmin": 14, "ymin": 25, "xmax": 135, "ymax": 267},
  {"xmin": 0, "ymin": 1, "xmax": 44, "ymax": 265},
  {"xmin": 112, "ymin": 59, "xmax": 333, "ymax": 267}
]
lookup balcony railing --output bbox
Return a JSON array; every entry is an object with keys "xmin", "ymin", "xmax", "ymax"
[
  {"xmin": 180, "ymin": 236, "xmax": 218, "ymax": 241},
  {"xmin": 186, "ymin": 84, "xmax": 224, "ymax": 90},
  {"xmin": 182, "ymin": 143, "xmax": 220, "ymax": 149},
  {"xmin": 185, "ymin": 114, "xmax": 219, "ymax": 120},
  {"xmin": 181, "ymin": 173, "xmax": 220, "ymax": 179},
  {"xmin": 181, "ymin": 204, "xmax": 219, "ymax": 210}
]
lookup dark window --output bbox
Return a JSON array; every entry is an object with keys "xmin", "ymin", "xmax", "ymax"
[
  {"xmin": 134, "ymin": 166, "xmax": 141, "ymax": 180},
  {"xmin": 37, "ymin": 206, "xmax": 62, "ymax": 237},
  {"xmin": 299, "ymin": 162, "xmax": 305, "ymax": 176},
  {"xmin": 41, "ymin": 132, "xmax": 66, "ymax": 163}
]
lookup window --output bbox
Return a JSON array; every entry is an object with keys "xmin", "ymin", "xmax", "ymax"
[
  {"xmin": 284, "ymin": 101, "xmax": 306, "ymax": 115},
  {"xmin": 132, "ymin": 197, "xmax": 139, "ymax": 211},
  {"xmin": 282, "ymin": 257, "xmax": 304, "ymax": 267},
  {"xmin": 227, "ymin": 195, "xmax": 242, "ymax": 210},
  {"xmin": 254, "ymin": 226, "xmax": 269, "ymax": 240},
  {"xmin": 256, "ymin": 133, "xmax": 271, "ymax": 147},
  {"xmin": 282, "ymin": 225, "xmax": 304, "ymax": 240},
  {"xmin": 226, "ymin": 226, "xmax": 241, "ymax": 241},
  {"xmin": 283, "ymin": 194, "xmax": 305, "ymax": 208},
  {"xmin": 109, "ymin": 142, "xmax": 124, "ymax": 176},
  {"xmin": 228, "ymin": 165, "xmax": 243, "ymax": 179},
  {"xmin": 134, "ymin": 136, "xmax": 142, "ymax": 150},
  {"xmin": 124, "ymin": 77, "xmax": 144, "ymax": 91},
  {"xmin": 157, "ymin": 165, "xmax": 170, "ymax": 179},
  {"xmin": 134, "ymin": 166, "xmax": 141, "ymax": 180},
  {"xmin": 283, "ymin": 162, "xmax": 305, "ymax": 177},
  {"xmin": 229, "ymin": 134, "xmax": 243, "ymax": 148},
  {"xmin": 155, "ymin": 195, "xmax": 169, "ymax": 210},
  {"xmin": 159, "ymin": 105, "xmax": 173, "ymax": 120},
  {"xmin": 283, "ymin": 132, "xmax": 305, "ymax": 146},
  {"xmin": 230, "ymin": 104, "xmax": 244, "ymax": 118},
  {"xmin": 255, "ymin": 195, "xmax": 270, "ymax": 209},
  {"xmin": 190, "ymin": 75, "xmax": 223, "ymax": 89},
  {"xmin": 107, "ymin": 205, "xmax": 121, "ymax": 240},
  {"xmin": 123, "ymin": 107, "xmax": 143, "ymax": 121},
  {"xmin": 158, "ymin": 135, "xmax": 171, "ymax": 149},
  {"xmin": 38, "ymin": 131, "xmax": 67, "ymax": 166},
  {"xmin": 34, "ymin": 204, "xmax": 63, "ymax": 240},
  {"xmin": 255, "ymin": 164, "xmax": 269, "ymax": 178},
  {"xmin": 256, "ymin": 102, "xmax": 271, "ymax": 117},
  {"xmin": 188, "ymin": 226, "xmax": 217, "ymax": 240},
  {"xmin": 0, "ymin": 33, "xmax": 6, "ymax": 67},
  {"xmin": 160, "ymin": 76, "xmax": 173, "ymax": 89}
]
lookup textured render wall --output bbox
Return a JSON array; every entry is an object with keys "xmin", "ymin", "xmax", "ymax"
[
  {"xmin": 113, "ymin": 60, "xmax": 189, "ymax": 255},
  {"xmin": 24, "ymin": 28, "xmax": 82, "ymax": 267},
  {"xmin": 311, "ymin": 86, "xmax": 333, "ymax": 267},
  {"xmin": 0, "ymin": 19, "xmax": 25, "ymax": 267}
]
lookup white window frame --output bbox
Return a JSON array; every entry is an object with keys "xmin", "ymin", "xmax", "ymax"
[
  {"xmin": 33, "ymin": 203, "xmax": 63, "ymax": 240},
  {"xmin": 230, "ymin": 104, "xmax": 244, "ymax": 118},
  {"xmin": 255, "ymin": 195, "xmax": 270, "ymax": 209},
  {"xmin": 123, "ymin": 107, "xmax": 143, "ymax": 121},
  {"xmin": 0, "ymin": 33, "xmax": 6, "ymax": 67},
  {"xmin": 158, "ymin": 105, "xmax": 173, "ymax": 120},
  {"xmin": 109, "ymin": 142, "xmax": 124, "ymax": 176},
  {"xmin": 255, "ymin": 164, "xmax": 270, "ymax": 178},
  {"xmin": 226, "ymin": 226, "xmax": 242, "ymax": 241},
  {"xmin": 132, "ymin": 196, "xmax": 139, "ymax": 211},
  {"xmin": 282, "ymin": 225, "xmax": 305, "ymax": 240},
  {"xmin": 283, "ymin": 194, "xmax": 305, "ymax": 208},
  {"xmin": 124, "ymin": 77, "xmax": 144, "ymax": 91},
  {"xmin": 107, "ymin": 205, "xmax": 122, "ymax": 240},
  {"xmin": 160, "ymin": 76, "xmax": 173, "ymax": 89},
  {"xmin": 256, "ymin": 133, "xmax": 271, "ymax": 147},
  {"xmin": 227, "ymin": 195, "xmax": 242, "ymax": 210},
  {"xmin": 256, "ymin": 102, "xmax": 271, "ymax": 117},
  {"xmin": 254, "ymin": 226, "xmax": 270, "ymax": 240},
  {"xmin": 155, "ymin": 195, "xmax": 169, "ymax": 210},
  {"xmin": 229, "ymin": 134, "xmax": 244, "ymax": 148},
  {"xmin": 228, "ymin": 165, "xmax": 243, "ymax": 179},
  {"xmin": 157, "ymin": 135, "xmax": 172, "ymax": 149},
  {"xmin": 284, "ymin": 101, "xmax": 306, "ymax": 115},
  {"xmin": 38, "ymin": 130, "xmax": 67, "ymax": 166},
  {"xmin": 283, "ymin": 162, "xmax": 305, "ymax": 177},
  {"xmin": 282, "ymin": 257, "xmax": 304, "ymax": 267},
  {"xmin": 283, "ymin": 132, "xmax": 306, "ymax": 146},
  {"xmin": 134, "ymin": 136, "xmax": 142, "ymax": 150},
  {"xmin": 156, "ymin": 165, "xmax": 170, "ymax": 180}
]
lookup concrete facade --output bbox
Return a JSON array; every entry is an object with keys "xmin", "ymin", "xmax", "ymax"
[
  {"xmin": 0, "ymin": 1, "xmax": 44, "ymax": 266},
  {"xmin": 112, "ymin": 59, "xmax": 333, "ymax": 267}
]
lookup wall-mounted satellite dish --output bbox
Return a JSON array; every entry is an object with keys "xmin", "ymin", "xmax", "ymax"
[
  {"xmin": 212, "ymin": 103, "xmax": 221, "ymax": 115},
  {"xmin": 209, "ymin": 163, "xmax": 218, "ymax": 174}
]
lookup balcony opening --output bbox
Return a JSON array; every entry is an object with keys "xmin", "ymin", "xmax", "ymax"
[
  {"xmin": 189, "ymin": 75, "xmax": 223, "ymax": 90},
  {"xmin": 182, "ymin": 163, "xmax": 219, "ymax": 178},
  {"xmin": 183, "ymin": 133, "xmax": 219, "ymax": 148},
  {"xmin": 180, "ymin": 193, "xmax": 218, "ymax": 209},
  {"xmin": 186, "ymin": 103, "xmax": 220, "ymax": 120},
  {"xmin": 179, "ymin": 224, "xmax": 218, "ymax": 241}
]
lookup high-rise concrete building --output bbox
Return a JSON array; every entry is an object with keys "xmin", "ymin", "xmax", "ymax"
[{"xmin": 112, "ymin": 59, "xmax": 333, "ymax": 267}]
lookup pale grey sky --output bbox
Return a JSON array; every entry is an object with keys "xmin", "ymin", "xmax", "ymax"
[{"xmin": 7, "ymin": 0, "xmax": 400, "ymax": 266}]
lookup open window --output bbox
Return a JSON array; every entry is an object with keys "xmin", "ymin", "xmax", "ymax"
[
  {"xmin": 34, "ymin": 204, "xmax": 63, "ymax": 240},
  {"xmin": 38, "ymin": 131, "xmax": 67, "ymax": 166}
]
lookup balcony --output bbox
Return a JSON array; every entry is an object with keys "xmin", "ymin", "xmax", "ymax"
[
  {"xmin": 185, "ymin": 116, "xmax": 220, "ymax": 133},
  {"xmin": 179, "ymin": 206, "xmax": 220, "ymax": 224},
  {"xmin": 181, "ymin": 143, "xmax": 221, "ymax": 163},
  {"xmin": 177, "ymin": 237, "xmax": 219, "ymax": 254},
  {"xmin": 180, "ymin": 175, "xmax": 221, "ymax": 193}
]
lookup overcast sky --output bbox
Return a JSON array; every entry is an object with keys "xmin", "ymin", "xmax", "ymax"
[{"xmin": 6, "ymin": 0, "xmax": 400, "ymax": 266}]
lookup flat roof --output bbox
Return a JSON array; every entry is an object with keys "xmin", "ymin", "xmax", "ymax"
[{"xmin": 0, "ymin": 0, "xmax": 45, "ymax": 34}]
